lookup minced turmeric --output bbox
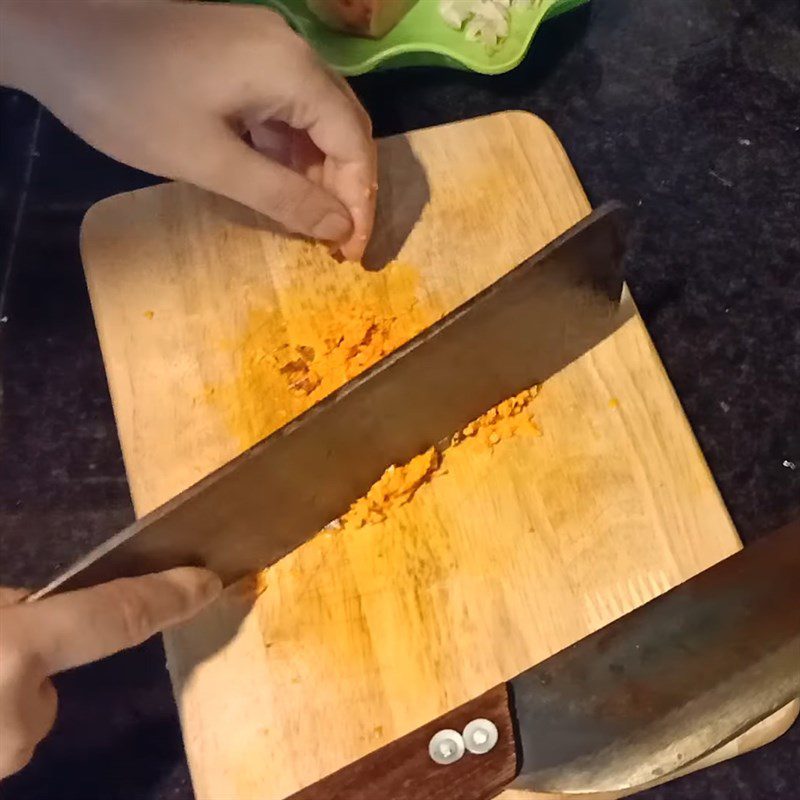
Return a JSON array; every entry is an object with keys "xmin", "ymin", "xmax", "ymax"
[
  {"xmin": 342, "ymin": 447, "xmax": 442, "ymax": 527},
  {"xmin": 272, "ymin": 308, "xmax": 410, "ymax": 400},
  {"xmin": 336, "ymin": 385, "xmax": 540, "ymax": 529},
  {"xmin": 453, "ymin": 387, "xmax": 540, "ymax": 448},
  {"xmin": 204, "ymin": 260, "xmax": 433, "ymax": 448}
]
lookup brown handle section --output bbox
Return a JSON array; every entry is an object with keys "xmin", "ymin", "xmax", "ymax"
[{"xmin": 288, "ymin": 684, "xmax": 518, "ymax": 800}]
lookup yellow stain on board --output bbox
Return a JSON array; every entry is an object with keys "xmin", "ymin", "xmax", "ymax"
[{"xmin": 203, "ymin": 260, "xmax": 437, "ymax": 449}]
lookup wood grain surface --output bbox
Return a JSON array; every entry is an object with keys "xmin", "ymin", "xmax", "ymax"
[{"xmin": 80, "ymin": 111, "xmax": 797, "ymax": 800}]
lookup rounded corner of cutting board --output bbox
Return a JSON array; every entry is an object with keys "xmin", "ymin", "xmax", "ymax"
[
  {"xmin": 82, "ymin": 183, "xmax": 186, "ymax": 223},
  {"xmin": 81, "ymin": 194, "xmax": 118, "ymax": 236},
  {"xmin": 496, "ymin": 109, "xmax": 570, "ymax": 147},
  {"xmin": 495, "ymin": 108, "xmax": 553, "ymax": 131},
  {"xmin": 81, "ymin": 189, "xmax": 151, "ymax": 246},
  {"xmin": 407, "ymin": 110, "xmax": 562, "ymax": 148}
]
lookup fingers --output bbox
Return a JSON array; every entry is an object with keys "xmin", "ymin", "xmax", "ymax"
[
  {"xmin": 196, "ymin": 127, "xmax": 354, "ymax": 245},
  {"xmin": 0, "ymin": 660, "xmax": 57, "ymax": 780},
  {"xmin": 0, "ymin": 570, "xmax": 218, "ymax": 779},
  {"xmin": 249, "ymin": 120, "xmax": 294, "ymax": 166},
  {"xmin": 273, "ymin": 53, "xmax": 377, "ymax": 260},
  {"xmin": 304, "ymin": 74, "xmax": 377, "ymax": 260},
  {"xmin": 16, "ymin": 567, "xmax": 221, "ymax": 675},
  {"xmin": 0, "ymin": 681, "xmax": 57, "ymax": 779},
  {"xmin": 325, "ymin": 153, "xmax": 377, "ymax": 262},
  {"xmin": 241, "ymin": 34, "xmax": 376, "ymax": 257},
  {"xmin": 289, "ymin": 131, "xmax": 326, "ymax": 185},
  {"xmin": 249, "ymin": 122, "xmax": 325, "ymax": 185}
]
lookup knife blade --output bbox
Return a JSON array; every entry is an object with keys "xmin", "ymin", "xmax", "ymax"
[
  {"xmin": 286, "ymin": 517, "xmax": 800, "ymax": 800},
  {"xmin": 34, "ymin": 203, "xmax": 629, "ymax": 598}
]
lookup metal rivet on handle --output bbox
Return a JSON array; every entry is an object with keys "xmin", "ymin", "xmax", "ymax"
[
  {"xmin": 463, "ymin": 719, "xmax": 499, "ymax": 754},
  {"xmin": 428, "ymin": 729, "xmax": 465, "ymax": 765}
]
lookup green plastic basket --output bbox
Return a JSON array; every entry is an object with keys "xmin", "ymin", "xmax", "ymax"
[{"xmin": 231, "ymin": 0, "xmax": 589, "ymax": 75}]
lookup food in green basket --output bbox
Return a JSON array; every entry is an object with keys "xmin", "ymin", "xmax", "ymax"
[
  {"xmin": 305, "ymin": 0, "xmax": 419, "ymax": 37},
  {"xmin": 439, "ymin": 0, "xmax": 534, "ymax": 45}
]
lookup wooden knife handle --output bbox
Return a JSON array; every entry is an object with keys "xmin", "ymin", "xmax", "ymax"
[{"xmin": 287, "ymin": 684, "xmax": 519, "ymax": 800}]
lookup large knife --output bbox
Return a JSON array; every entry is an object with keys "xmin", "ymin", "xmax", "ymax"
[
  {"xmin": 35, "ymin": 203, "xmax": 629, "ymax": 597},
  {"xmin": 286, "ymin": 517, "xmax": 800, "ymax": 799}
]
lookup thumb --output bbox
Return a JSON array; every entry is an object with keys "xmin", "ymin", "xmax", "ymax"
[
  {"xmin": 16, "ymin": 567, "xmax": 222, "ymax": 675},
  {"xmin": 194, "ymin": 127, "xmax": 353, "ymax": 245}
]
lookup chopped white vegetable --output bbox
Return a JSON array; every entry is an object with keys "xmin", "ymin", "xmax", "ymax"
[
  {"xmin": 439, "ymin": 0, "xmax": 538, "ymax": 46},
  {"xmin": 465, "ymin": 1, "xmax": 509, "ymax": 46},
  {"xmin": 439, "ymin": 0, "xmax": 477, "ymax": 30}
]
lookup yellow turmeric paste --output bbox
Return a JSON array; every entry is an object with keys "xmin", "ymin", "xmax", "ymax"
[
  {"xmin": 204, "ymin": 260, "xmax": 433, "ymax": 449},
  {"xmin": 272, "ymin": 308, "xmax": 411, "ymax": 400},
  {"xmin": 337, "ymin": 386, "xmax": 540, "ymax": 529},
  {"xmin": 453, "ymin": 387, "xmax": 540, "ymax": 448},
  {"xmin": 342, "ymin": 447, "xmax": 442, "ymax": 527}
]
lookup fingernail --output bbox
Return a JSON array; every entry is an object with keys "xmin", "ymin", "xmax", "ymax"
[{"xmin": 312, "ymin": 213, "xmax": 352, "ymax": 243}]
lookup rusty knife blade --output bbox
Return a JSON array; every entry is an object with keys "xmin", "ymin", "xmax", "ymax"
[
  {"xmin": 35, "ymin": 203, "xmax": 629, "ymax": 597},
  {"xmin": 510, "ymin": 518, "xmax": 800, "ymax": 793}
]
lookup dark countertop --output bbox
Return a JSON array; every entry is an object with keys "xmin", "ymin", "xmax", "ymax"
[{"xmin": 1, "ymin": 0, "xmax": 798, "ymax": 797}]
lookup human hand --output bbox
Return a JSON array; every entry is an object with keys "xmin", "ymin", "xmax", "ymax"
[
  {"xmin": 1, "ymin": 1, "xmax": 377, "ymax": 260},
  {"xmin": 0, "ymin": 568, "xmax": 221, "ymax": 779}
]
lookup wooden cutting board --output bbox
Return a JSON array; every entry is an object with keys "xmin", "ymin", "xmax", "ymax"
[{"xmin": 80, "ymin": 112, "xmax": 797, "ymax": 800}]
